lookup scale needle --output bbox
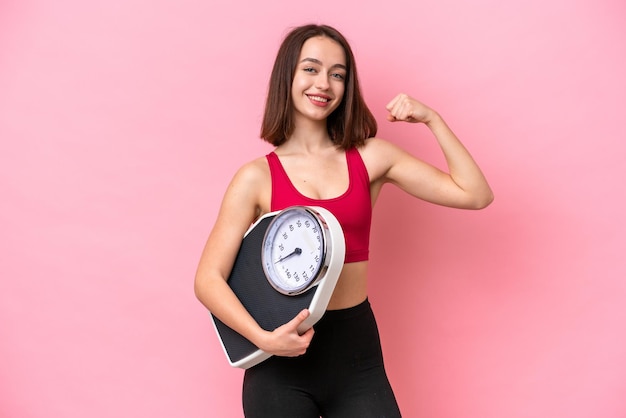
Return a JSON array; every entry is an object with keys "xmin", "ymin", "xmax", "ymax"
[{"xmin": 275, "ymin": 247, "xmax": 302, "ymax": 263}]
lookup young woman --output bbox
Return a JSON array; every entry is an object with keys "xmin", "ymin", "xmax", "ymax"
[{"xmin": 195, "ymin": 24, "xmax": 493, "ymax": 417}]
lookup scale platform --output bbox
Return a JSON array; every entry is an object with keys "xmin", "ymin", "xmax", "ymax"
[{"xmin": 210, "ymin": 207, "xmax": 345, "ymax": 369}]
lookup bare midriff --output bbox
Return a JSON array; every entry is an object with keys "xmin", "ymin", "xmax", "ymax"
[{"xmin": 326, "ymin": 261, "xmax": 369, "ymax": 310}]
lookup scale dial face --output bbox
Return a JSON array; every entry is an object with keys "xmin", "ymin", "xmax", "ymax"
[{"xmin": 261, "ymin": 206, "xmax": 329, "ymax": 295}]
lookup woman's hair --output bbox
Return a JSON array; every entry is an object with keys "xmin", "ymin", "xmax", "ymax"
[{"xmin": 260, "ymin": 24, "xmax": 377, "ymax": 150}]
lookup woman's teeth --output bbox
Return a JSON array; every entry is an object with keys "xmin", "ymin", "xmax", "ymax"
[{"xmin": 308, "ymin": 95, "xmax": 329, "ymax": 103}]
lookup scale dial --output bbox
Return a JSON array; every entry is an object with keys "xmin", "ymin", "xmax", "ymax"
[{"xmin": 261, "ymin": 206, "xmax": 330, "ymax": 295}]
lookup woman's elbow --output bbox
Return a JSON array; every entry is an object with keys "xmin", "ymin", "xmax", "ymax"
[
  {"xmin": 470, "ymin": 190, "xmax": 494, "ymax": 210},
  {"xmin": 194, "ymin": 270, "xmax": 212, "ymax": 304}
]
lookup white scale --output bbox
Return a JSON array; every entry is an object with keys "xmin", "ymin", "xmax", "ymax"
[{"xmin": 210, "ymin": 206, "xmax": 345, "ymax": 369}]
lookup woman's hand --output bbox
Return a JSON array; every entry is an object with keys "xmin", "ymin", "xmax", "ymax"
[
  {"xmin": 385, "ymin": 93, "xmax": 436, "ymax": 124},
  {"xmin": 257, "ymin": 309, "xmax": 315, "ymax": 357}
]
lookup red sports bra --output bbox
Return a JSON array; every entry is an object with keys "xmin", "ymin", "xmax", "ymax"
[{"xmin": 266, "ymin": 148, "xmax": 372, "ymax": 263}]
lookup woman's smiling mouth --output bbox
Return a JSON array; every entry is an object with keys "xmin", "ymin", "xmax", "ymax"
[{"xmin": 307, "ymin": 94, "xmax": 331, "ymax": 106}]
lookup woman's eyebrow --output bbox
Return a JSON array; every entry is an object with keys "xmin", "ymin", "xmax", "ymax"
[{"xmin": 299, "ymin": 57, "xmax": 347, "ymax": 70}]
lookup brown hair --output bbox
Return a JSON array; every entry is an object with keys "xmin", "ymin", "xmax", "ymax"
[{"xmin": 260, "ymin": 24, "xmax": 377, "ymax": 150}]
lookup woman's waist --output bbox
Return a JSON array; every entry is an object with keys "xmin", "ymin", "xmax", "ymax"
[{"xmin": 326, "ymin": 261, "xmax": 368, "ymax": 310}]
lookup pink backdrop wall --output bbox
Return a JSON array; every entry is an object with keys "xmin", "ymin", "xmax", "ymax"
[{"xmin": 2, "ymin": 0, "xmax": 625, "ymax": 417}]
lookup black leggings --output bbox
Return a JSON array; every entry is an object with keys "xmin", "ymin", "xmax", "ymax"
[{"xmin": 242, "ymin": 299, "xmax": 401, "ymax": 417}]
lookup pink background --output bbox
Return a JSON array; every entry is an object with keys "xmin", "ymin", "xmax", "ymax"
[{"xmin": 2, "ymin": 0, "xmax": 625, "ymax": 417}]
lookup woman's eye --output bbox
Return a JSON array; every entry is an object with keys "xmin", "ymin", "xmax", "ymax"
[
  {"xmin": 303, "ymin": 67, "xmax": 316, "ymax": 73},
  {"xmin": 331, "ymin": 73, "xmax": 345, "ymax": 80}
]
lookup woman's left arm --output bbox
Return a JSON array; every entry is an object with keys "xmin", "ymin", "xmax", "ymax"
[{"xmin": 378, "ymin": 93, "xmax": 494, "ymax": 209}]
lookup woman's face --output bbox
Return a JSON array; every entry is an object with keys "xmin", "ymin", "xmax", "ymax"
[{"xmin": 290, "ymin": 36, "xmax": 347, "ymax": 125}]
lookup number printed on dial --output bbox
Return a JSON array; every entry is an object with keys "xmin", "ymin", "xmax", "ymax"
[{"xmin": 262, "ymin": 207, "xmax": 327, "ymax": 295}]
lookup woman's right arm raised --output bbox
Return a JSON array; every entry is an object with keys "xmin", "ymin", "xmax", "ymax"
[{"xmin": 194, "ymin": 160, "xmax": 314, "ymax": 357}]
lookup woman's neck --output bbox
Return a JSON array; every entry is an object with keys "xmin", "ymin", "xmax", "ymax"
[{"xmin": 283, "ymin": 120, "xmax": 334, "ymax": 154}]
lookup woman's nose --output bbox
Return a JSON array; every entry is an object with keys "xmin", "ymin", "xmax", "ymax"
[{"xmin": 315, "ymin": 72, "xmax": 330, "ymax": 90}]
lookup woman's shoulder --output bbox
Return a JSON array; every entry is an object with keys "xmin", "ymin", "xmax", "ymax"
[
  {"xmin": 359, "ymin": 136, "xmax": 403, "ymax": 154},
  {"xmin": 221, "ymin": 155, "xmax": 272, "ymax": 216},
  {"xmin": 357, "ymin": 137, "xmax": 406, "ymax": 179},
  {"xmin": 231, "ymin": 155, "xmax": 271, "ymax": 188}
]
